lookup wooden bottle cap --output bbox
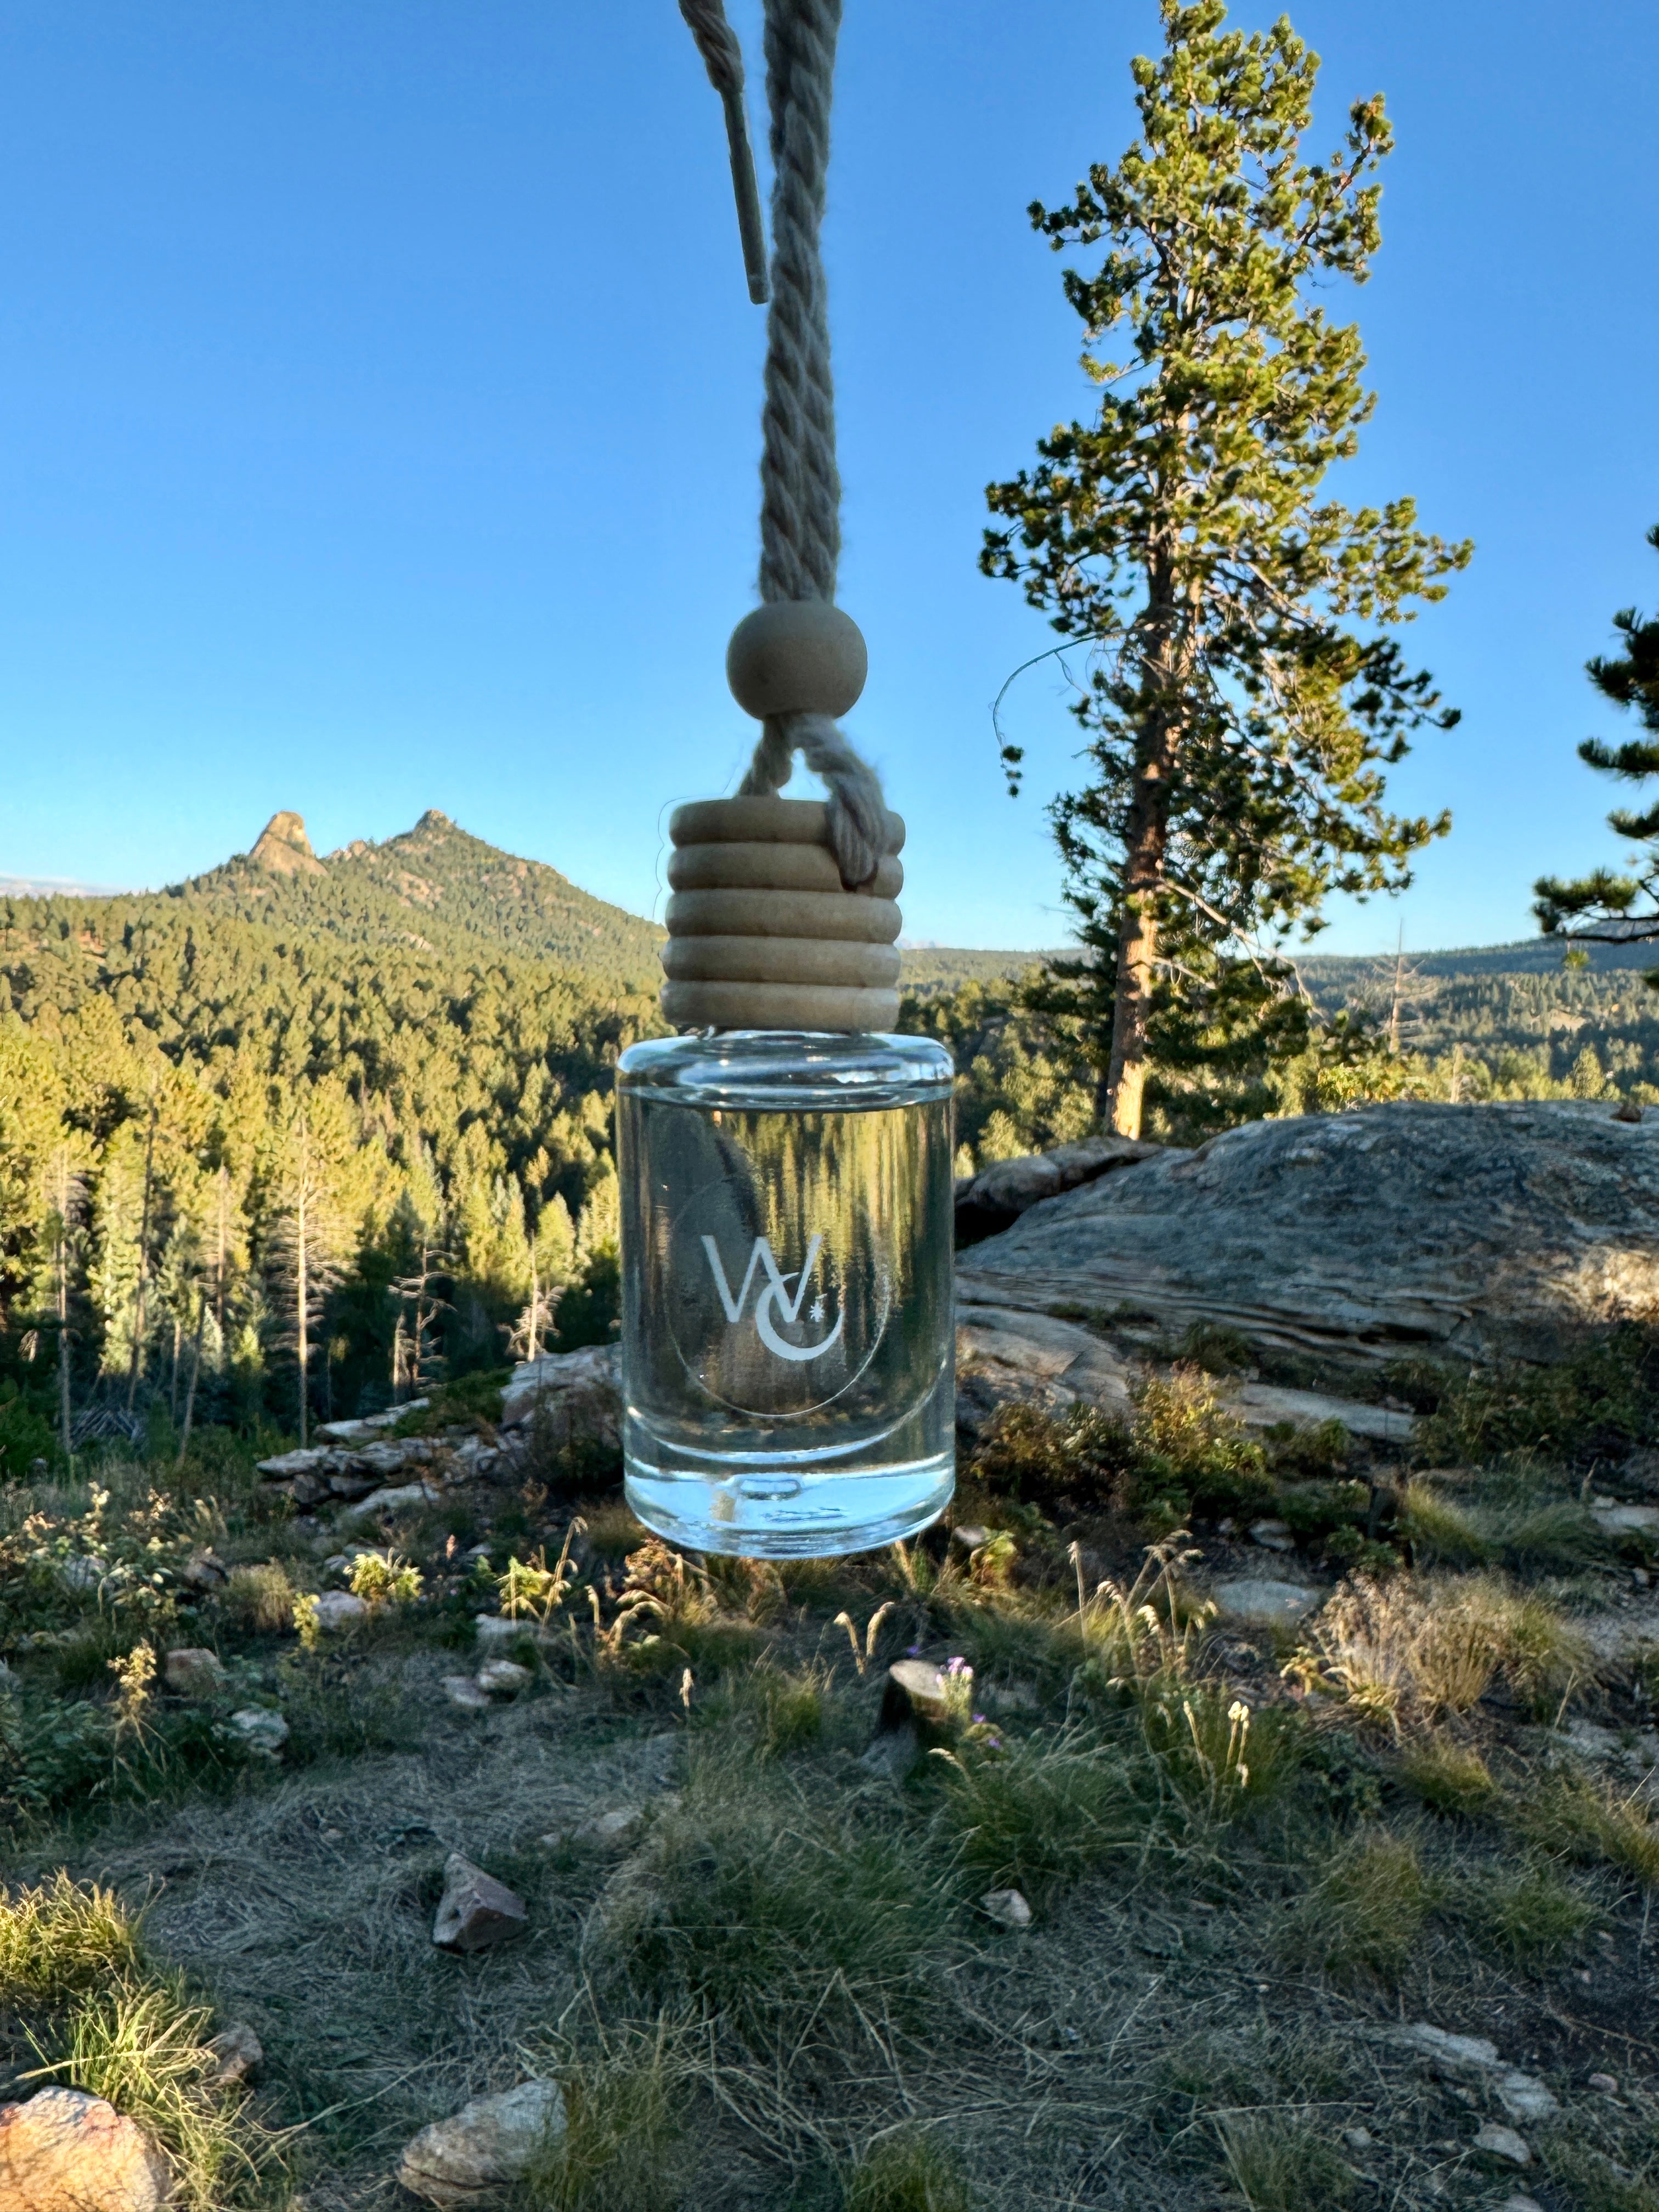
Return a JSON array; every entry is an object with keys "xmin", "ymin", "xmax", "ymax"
[{"xmin": 660, "ymin": 795, "xmax": 905, "ymax": 1034}]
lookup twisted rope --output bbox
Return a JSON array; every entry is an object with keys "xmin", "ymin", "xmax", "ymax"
[{"xmin": 681, "ymin": 0, "xmax": 889, "ymax": 889}]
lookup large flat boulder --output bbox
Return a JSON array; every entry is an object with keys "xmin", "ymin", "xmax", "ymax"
[{"xmin": 958, "ymin": 1102, "xmax": 1659, "ymax": 1367}]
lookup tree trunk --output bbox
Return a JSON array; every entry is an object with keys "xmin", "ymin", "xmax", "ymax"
[
  {"xmin": 296, "ymin": 1177, "xmax": 309, "ymax": 1448},
  {"xmin": 57, "ymin": 1231, "xmax": 72, "ymax": 1466},
  {"xmin": 176, "ymin": 1296, "xmax": 205, "ymax": 1470},
  {"xmin": 1104, "ymin": 552, "xmax": 1182, "ymax": 1140},
  {"xmin": 125, "ymin": 1106, "xmax": 157, "ymax": 1412}
]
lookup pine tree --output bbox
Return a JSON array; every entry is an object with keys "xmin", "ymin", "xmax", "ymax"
[
  {"xmin": 268, "ymin": 1105, "xmax": 347, "ymax": 1446},
  {"xmin": 1534, "ymin": 523, "xmax": 1659, "ymax": 964},
  {"xmin": 983, "ymin": 0, "xmax": 1470, "ymax": 1136}
]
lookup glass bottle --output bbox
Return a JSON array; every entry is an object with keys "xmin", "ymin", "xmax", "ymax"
[{"xmin": 616, "ymin": 1028, "xmax": 955, "ymax": 1557}]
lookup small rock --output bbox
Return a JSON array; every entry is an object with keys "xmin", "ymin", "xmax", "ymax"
[
  {"xmin": 1342, "ymin": 2126, "xmax": 1373, "ymax": 2151},
  {"xmin": 475, "ymin": 1615, "xmax": 543, "ymax": 1651},
  {"xmin": 442, "ymin": 1676, "xmax": 492, "ymax": 1712},
  {"xmin": 568, "ymin": 1806, "xmax": 645, "ymax": 1853},
  {"xmin": 1588, "ymin": 2071, "xmax": 1618, "ymax": 2094},
  {"xmin": 1593, "ymin": 1503, "xmax": 1659, "ymax": 1535},
  {"xmin": 337, "ymin": 1481, "xmax": 437, "ymax": 1526},
  {"xmin": 182, "ymin": 1548, "xmax": 229, "ymax": 1590},
  {"xmin": 476, "ymin": 1660, "xmax": 531, "ymax": 1699},
  {"xmin": 1473, "ymin": 2123, "xmax": 1531, "ymax": 2167},
  {"xmin": 57, "ymin": 1556, "xmax": 103, "ymax": 1593},
  {"xmin": 1249, "ymin": 1519, "xmax": 1295, "ymax": 1553},
  {"xmin": 1614, "ymin": 1100, "xmax": 1645, "ymax": 1124},
  {"xmin": 229, "ymin": 1708, "xmax": 288, "ymax": 1756},
  {"xmin": 0, "ymin": 2086, "xmax": 172, "ymax": 2210},
  {"xmin": 163, "ymin": 1647, "xmax": 227, "ymax": 1697},
  {"xmin": 313, "ymin": 1591, "xmax": 369, "ymax": 1631},
  {"xmin": 859, "ymin": 1722, "xmax": 918, "ymax": 1778},
  {"xmin": 432, "ymin": 1854, "xmax": 528, "ymax": 1954},
  {"xmin": 397, "ymin": 2079, "xmax": 566, "ymax": 2207},
  {"xmin": 256, "ymin": 1447, "xmax": 330, "ymax": 1478},
  {"xmin": 881, "ymin": 1658, "xmax": 952, "ymax": 1726},
  {"xmin": 951, "ymin": 1525, "xmax": 991, "ymax": 1550},
  {"xmin": 1498, "ymin": 2198, "xmax": 1544, "ymax": 2212},
  {"xmin": 207, "ymin": 2023, "xmax": 263, "ymax": 2086},
  {"xmin": 980, "ymin": 1887, "xmax": 1032, "ymax": 1929},
  {"xmin": 1210, "ymin": 1578, "xmax": 1322, "ymax": 1625},
  {"xmin": 1493, "ymin": 2074, "xmax": 1559, "ymax": 2124}
]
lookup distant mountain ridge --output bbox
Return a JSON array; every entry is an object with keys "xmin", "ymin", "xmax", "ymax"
[{"xmin": 176, "ymin": 808, "xmax": 665, "ymax": 984}]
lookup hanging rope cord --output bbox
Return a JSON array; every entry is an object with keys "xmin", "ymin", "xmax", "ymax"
[{"xmin": 679, "ymin": 0, "xmax": 889, "ymax": 889}]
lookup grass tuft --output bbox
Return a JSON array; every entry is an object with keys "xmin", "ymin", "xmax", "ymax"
[
  {"xmin": 1451, "ymin": 1858, "xmax": 1601, "ymax": 1966},
  {"xmin": 1397, "ymin": 1735, "xmax": 1494, "ymax": 1815},
  {"xmin": 528, "ymin": 2026, "xmax": 685, "ymax": 2212},
  {"xmin": 1216, "ymin": 2114, "xmax": 1356, "ymax": 2212},
  {"xmin": 1281, "ymin": 1830, "xmax": 1434, "ymax": 1984},
  {"xmin": 844, "ymin": 2132, "xmax": 976, "ymax": 2212}
]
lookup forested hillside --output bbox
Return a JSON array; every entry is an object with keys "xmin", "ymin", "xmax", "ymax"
[{"xmin": 0, "ymin": 810, "xmax": 667, "ymax": 1466}]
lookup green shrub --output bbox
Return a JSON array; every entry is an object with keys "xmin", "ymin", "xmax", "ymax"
[{"xmin": 938, "ymin": 1728, "xmax": 1158, "ymax": 1904}]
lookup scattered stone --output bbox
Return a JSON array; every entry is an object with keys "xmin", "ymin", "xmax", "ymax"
[
  {"xmin": 1593, "ymin": 1503, "xmax": 1659, "ymax": 1536},
  {"xmin": 1588, "ymin": 2072, "xmax": 1618, "ymax": 2094},
  {"xmin": 475, "ymin": 1615, "xmax": 543, "ymax": 1651},
  {"xmin": 1342, "ymin": 2126, "xmax": 1374, "ymax": 2151},
  {"xmin": 397, "ymin": 2079, "xmax": 566, "ymax": 2208},
  {"xmin": 337, "ymin": 1481, "xmax": 438, "ymax": 1527},
  {"xmin": 951, "ymin": 1525, "xmax": 991, "ymax": 1551},
  {"xmin": 0, "ymin": 2086, "xmax": 172, "ymax": 2211},
  {"xmin": 163, "ymin": 1646, "xmax": 227, "ymax": 1697},
  {"xmin": 1498, "ymin": 2199, "xmax": 1544, "ymax": 2212},
  {"xmin": 229, "ymin": 1708, "xmax": 288, "ymax": 1756},
  {"xmin": 313, "ymin": 1591, "xmax": 369, "ymax": 1631},
  {"xmin": 980, "ymin": 1887, "xmax": 1032, "ymax": 1929},
  {"xmin": 256, "ymin": 1447, "xmax": 330, "ymax": 1479},
  {"xmin": 955, "ymin": 1132, "xmax": 1165, "ymax": 1246},
  {"xmin": 181, "ymin": 1548, "xmax": 228, "ymax": 1590},
  {"xmin": 1210, "ymin": 1578, "xmax": 1323, "ymax": 1626},
  {"xmin": 568, "ymin": 1806, "xmax": 645, "ymax": 1853},
  {"xmin": 954, "ymin": 1305, "xmax": 1136, "ymax": 1433},
  {"xmin": 1249, "ymin": 1519, "xmax": 1295, "ymax": 1553},
  {"xmin": 475, "ymin": 1659, "xmax": 531, "ymax": 1699},
  {"xmin": 498, "ymin": 1344, "xmax": 621, "ymax": 1454},
  {"xmin": 57, "ymin": 1556, "xmax": 102, "ymax": 1593},
  {"xmin": 317, "ymin": 1402, "xmax": 426, "ymax": 1443},
  {"xmin": 432, "ymin": 1854, "xmax": 528, "ymax": 1954},
  {"xmin": 1395, "ymin": 2025, "xmax": 1559, "ymax": 2123},
  {"xmin": 1473, "ymin": 2123, "xmax": 1532, "ymax": 2167},
  {"xmin": 207, "ymin": 2023, "xmax": 263, "ymax": 2086},
  {"xmin": 1228, "ymin": 1381, "xmax": 1416, "ymax": 1444},
  {"xmin": 442, "ymin": 1675, "xmax": 492, "ymax": 1712},
  {"xmin": 881, "ymin": 1658, "xmax": 952, "ymax": 1727}
]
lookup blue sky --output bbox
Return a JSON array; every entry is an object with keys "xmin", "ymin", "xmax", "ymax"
[{"xmin": 2, "ymin": 1, "xmax": 1656, "ymax": 954}]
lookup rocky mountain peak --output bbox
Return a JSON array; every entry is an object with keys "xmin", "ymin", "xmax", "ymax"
[{"xmin": 250, "ymin": 811, "xmax": 326, "ymax": 877}]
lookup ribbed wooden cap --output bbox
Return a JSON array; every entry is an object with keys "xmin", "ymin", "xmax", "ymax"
[{"xmin": 661, "ymin": 796, "xmax": 905, "ymax": 1033}]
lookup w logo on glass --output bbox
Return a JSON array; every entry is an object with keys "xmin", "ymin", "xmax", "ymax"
[{"xmin": 700, "ymin": 1233, "xmax": 844, "ymax": 1363}]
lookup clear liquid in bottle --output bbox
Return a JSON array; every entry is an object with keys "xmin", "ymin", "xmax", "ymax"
[{"xmin": 617, "ymin": 1030, "xmax": 955, "ymax": 1556}]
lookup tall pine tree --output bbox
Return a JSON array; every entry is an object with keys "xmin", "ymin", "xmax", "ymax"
[
  {"xmin": 983, "ymin": 0, "xmax": 1470, "ymax": 1137},
  {"xmin": 1534, "ymin": 523, "xmax": 1659, "ymax": 964}
]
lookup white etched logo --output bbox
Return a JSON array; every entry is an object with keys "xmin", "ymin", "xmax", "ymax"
[{"xmin": 699, "ymin": 1233, "xmax": 844, "ymax": 1363}]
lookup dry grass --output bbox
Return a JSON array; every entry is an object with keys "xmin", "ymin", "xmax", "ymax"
[{"xmin": 1288, "ymin": 1572, "xmax": 1592, "ymax": 1728}]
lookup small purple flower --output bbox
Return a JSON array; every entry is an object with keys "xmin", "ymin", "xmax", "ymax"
[
  {"xmin": 905, "ymin": 1643, "xmax": 922, "ymax": 1658},
  {"xmin": 972, "ymin": 1712, "xmax": 986, "ymax": 1725},
  {"xmin": 945, "ymin": 1655, "xmax": 972, "ymax": 1677}
]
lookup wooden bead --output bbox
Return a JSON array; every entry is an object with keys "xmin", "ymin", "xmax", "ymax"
[
  {"xmin": 668, "ymin": 841, "xmax": 903, "ymax": 899},
  {"xmin": 662, "ymin": 979, "xmax": 899, "ymax": 1034},
  {"xmin": 665, "ymin": 887, "xmax": 902, "ymax": 945},
  {"xmin": 660, "ymin": 935, "xmax": 901, "ymax": 988},
  {"xmin": 726, "ymin": 601, "xmax": 868, "ymax": 720},
  {"xmin": 670, "ymin": 795, "xmax": 905, "ymax": 855}
]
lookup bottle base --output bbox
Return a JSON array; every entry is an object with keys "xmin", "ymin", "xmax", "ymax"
[{"xmin": 623, "ymin": 1448, "xmax": 955, "ymax": 1559}]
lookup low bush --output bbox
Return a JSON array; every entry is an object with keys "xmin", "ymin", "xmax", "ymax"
[
  {"xmin": 844, "ymin": 2133, "xmax": 977, "ymax": 2212},
  {"xmin": 1450, "ymin": 1858, "xmax": 1601, "ymax": 1966},
  {"xmin": 1396, "ymin": 1735, "xmax": 1494, "ymax": 1816},
  {"xmin": 1216, "ymin": 2114, "xmax": 1356, "ymax": 2212}
]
